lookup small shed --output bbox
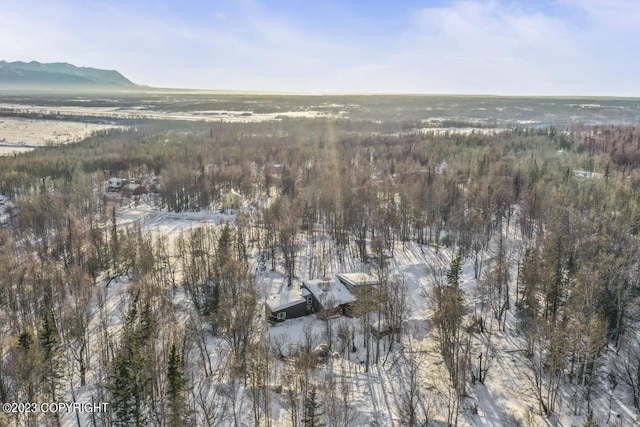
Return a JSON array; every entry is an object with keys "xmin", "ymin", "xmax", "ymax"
[
  {"xmin": 266, "ymin": 286, "xmax": 313, "ymax": 323},
  {"xmin": 303, "ymin": 278, "xmax": 357, "ymax": 319}
]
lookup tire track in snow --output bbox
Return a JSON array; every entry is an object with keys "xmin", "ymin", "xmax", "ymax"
[
  {"xmin": 474, "ymin": 312, "xmax": 545, "ymax": 426},
  {"xmin": 372, "ymin": 364, "xmax": 396, "ymax": 426},
  {"xmin": 367, "ymin": 365, "xmax": 383, "ymax": 424}
]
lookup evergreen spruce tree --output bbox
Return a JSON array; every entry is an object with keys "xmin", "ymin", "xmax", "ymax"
[
  {"xmin": 137, "ymin": 301, "xmax": 155, "ymax": 344},
  {"xmin": 302, "ymin": 386, "xmax": 324, "ymax": 427},
  {"xmin": 40, "ymin": 309, "xmax": 59, "ymax": 360},
  {"xmin": 217, "ymin": 222, "xmax": 235, "ymax": 266},
  {"xmin": 18, "ymin": 330, "xmax": 35, "ymax": 351},
  {"xmin": 447, "ymin": 250, "xmax": 463, "ymax": 288},
  {"xmin": 166, "ymin": 342, "xmax": 188, "ymax": 427},
  {"xmin": 16, "ymin": 330, "xmax": 41, "ymax": 402},
  {"xmin": 110, "ymin": 343, "xmax": 140, "ymax": 426},
  {"xmin": 108, "ymin": 294, "xmax": 150, "ymax": 426},
  {"xmin": 40, "ymin": 309, "xmax": 64, "ymax": 403}
]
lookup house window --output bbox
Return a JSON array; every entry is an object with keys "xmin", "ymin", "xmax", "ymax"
[{"xmin": 277, "ymin": 312, "xmax": 286, "ymax": 320}]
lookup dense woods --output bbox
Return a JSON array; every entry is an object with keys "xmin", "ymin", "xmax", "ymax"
[{"xmin": 1, "ymin": 105, "xmax": 640, "ymax": 426}]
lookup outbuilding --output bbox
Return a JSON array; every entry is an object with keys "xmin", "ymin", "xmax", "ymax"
[{"xmin": 336, "ymin": 272, "xmax": 378, "ymax": 291}]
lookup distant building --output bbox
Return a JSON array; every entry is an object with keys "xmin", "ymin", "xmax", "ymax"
[
  {"xmin": 123, "ymin": 182, "xmax": 147, "ymax": 197},
  {"xmin": 573, "ymin": 170, "xmax": 603, "ymax": 180},
  {"xmin": 222, "ymin": 189, "xmax": 244, "ymax": 212},
  {"xmin": 107, "ymin": 177, "xmax": 123, "ymax": 192}
]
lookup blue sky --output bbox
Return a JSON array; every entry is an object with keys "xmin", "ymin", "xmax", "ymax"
[{"xmin": 2, "ymin": 0, "xmax": 639, "ymax": 96}]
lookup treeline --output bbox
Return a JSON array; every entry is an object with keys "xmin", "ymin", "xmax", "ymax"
[{"xmin": 0, "ymin": 117, "xmax": 640, "ymax": 425}]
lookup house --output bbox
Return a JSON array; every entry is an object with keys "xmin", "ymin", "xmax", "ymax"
[
  {"xmin": 266, "ymin": 285, "xmax": 313, "ymax": 323},
  {"xmin": 222, "ymin": 189, "xmax": 244, "ymax": 212},
  {"xmin": 266, "ymin": 277, "xmax": 360, "ymax": 323},
  {"xmin": 303, "ymin": 278, "xmax": 357, "ymax": 320},
  {"xmin": 123, "ymin": 181, "xmax": 147, "ymax": 197},
  {"xmin": 107, "ymin": 177, "xmax": 124, "ymax": 192}
]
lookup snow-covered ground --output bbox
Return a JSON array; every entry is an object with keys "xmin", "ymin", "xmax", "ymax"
[
  {"xmin": 116, "ymin": 204, "xmax": 236, "ymax": 239},
  {"xmin": 263, "ymin": 221, "xmax": 639, "ymax": 426},
  {"xmin": 0, "ymin": 102, "xmax": 346, "ymax": 125},
  {"xmin": 51, "ymin": 203, "xmax": 640, "ymax": 426},
  {"xmin": 0, "ymin": 117, "xmax": 126, "ymax": 155},
  {"xmin": 0, "ymin": 194, "xmax": 10, "ymax": 224}
]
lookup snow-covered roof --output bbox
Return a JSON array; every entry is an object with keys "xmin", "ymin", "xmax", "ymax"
[
  {"xmin": 226, "ymin": 188, "xmax": 243, "ymax": 198},
  {"xmin": 573, "ymin": 170, "xmax": 603, "ymax": 179},
  {"xmin": 108, "ymin": 177, "xmax": 123, "ymax": 187},
  {"xmin": 266, "ymin": 286, "xmax": 311, "ymax": 312},
  {"xmin": 304, "ymin": 278, "xmax": 357, "ymax": 309},
  {"xmin": 336, "ymin": 272, "xmax": 378, "ymax": 288}
]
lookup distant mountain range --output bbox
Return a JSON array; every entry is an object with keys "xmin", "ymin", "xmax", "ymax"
[{"xmin": 0, "ymin": 60, "xmax": 138, "ymax": 90}]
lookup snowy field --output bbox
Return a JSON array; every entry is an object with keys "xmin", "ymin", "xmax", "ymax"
[
  {"xmin": 0, "ymin": 117, "xmax": 125, "ymax": 155},
  {"xmin": 0, "ymin": 102, "xmax": 345, "ymax": 125}
]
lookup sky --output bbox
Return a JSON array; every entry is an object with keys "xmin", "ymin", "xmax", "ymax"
[{"xmin": 1, "ymin": 0, "xmax": 639, "ymax": 96}]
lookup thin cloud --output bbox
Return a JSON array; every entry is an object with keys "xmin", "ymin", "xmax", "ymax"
[
  {"xmin": 376, "ymin": 0, "xmax": 637, "ymax": 95},
  {"xmin": 0, "ymin": 0, "xmax": 638, "ymax": 95}
]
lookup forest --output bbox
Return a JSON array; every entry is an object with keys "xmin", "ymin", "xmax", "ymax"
[{"xmin": 1, "ymin": 97, "xmax": 640, "ymax": 426}]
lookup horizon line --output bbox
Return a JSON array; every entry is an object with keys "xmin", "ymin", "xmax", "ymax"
[{"xmin": 2, "ymin": 85, "xmax": 640, "ymax": 100}]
